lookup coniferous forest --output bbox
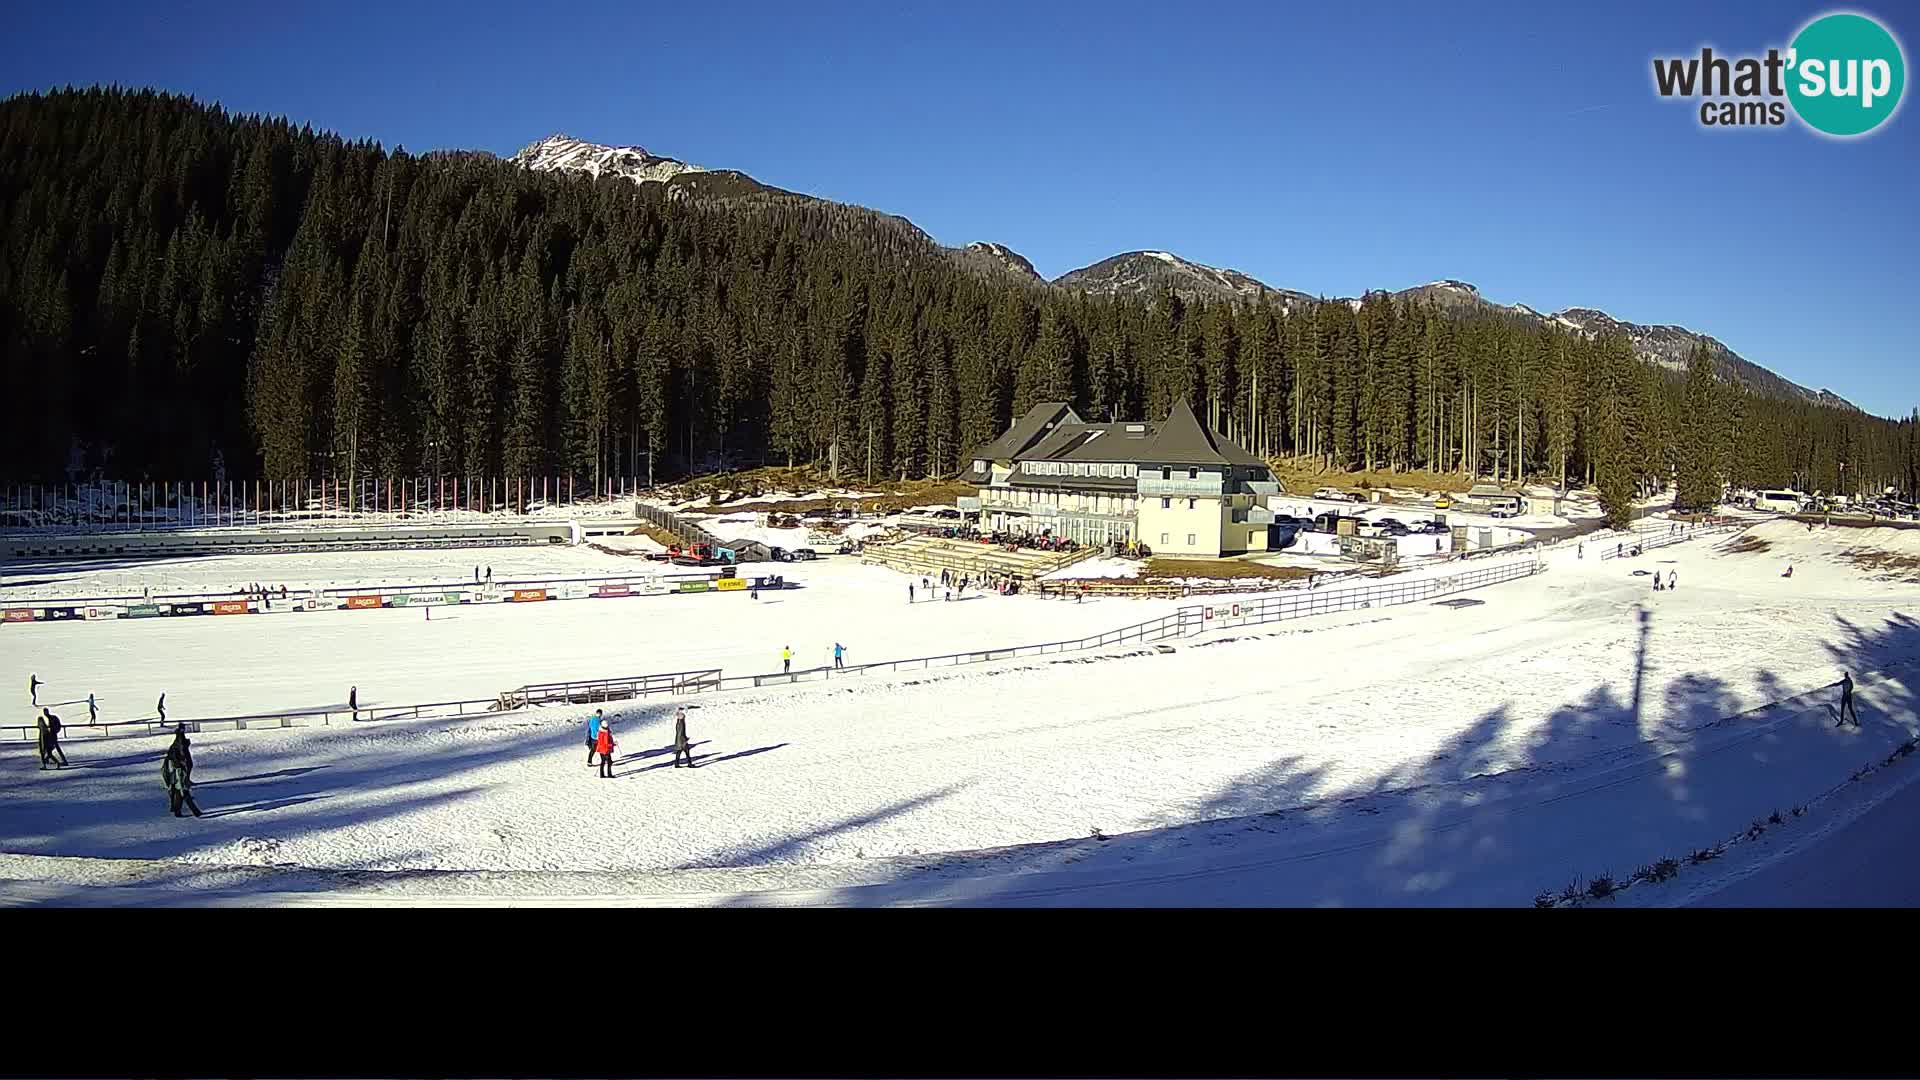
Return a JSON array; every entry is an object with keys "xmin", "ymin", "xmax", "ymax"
[{"xmin": 3, "ymin": 88, "xmax": 1916, "ymax": 519}]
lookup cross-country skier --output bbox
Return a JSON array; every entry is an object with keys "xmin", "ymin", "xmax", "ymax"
[
  {"xmin": 782, "ymin": 646, "xmax": 793, "ymax": 674},
  {"xmin": 1837, "ymin": 673, "xmax": 1861, "ymax": 727},
  {"xmin": 585, "ymin": 710, "xmax": 603, "ymax": 766},
  {"xmin": 29, "ymin": 673, "xmax": 42, "ymax": 706},
  {"xmin": 908, "ymin": 583, "xmax": 914, "ymax": 603},
  {"xmin": 672, "ymin": 707, "xmax": 695, "ymax": 769},
  {"xmin": 833, "ymin": 643, "xmax": 845, "ymax": 670},
  {"xmin": 595, "ymin": 718, "xmax": 616, "ymax": 778},
  {"xmin": 87, "ymin": 693, "xmax": 97, "ymax": 724},
  {"xmin": 157, "ymin": 693, "xmax": 166, "ymax": 723},
  {"xmin": 348, "ymin": 685, "xmax": 358, "ymax": 718},
  {"xmin": 1668, "ymin": 570, "xmax": 1678, "ymax": 591}
]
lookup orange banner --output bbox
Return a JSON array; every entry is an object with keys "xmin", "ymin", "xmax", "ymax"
[
  {"xmin": 511, "ymin": 589, "xmax": 548, "ymax": 602},
  {"xmin": 346, "ymin": 595, "xmax": 383, "ymax": 609},
  {"xmin": 212, "ymin": 600, "xmax": 250, "ymax": 615},
  {"xmin": 2, "ymin": 609, "xmax": 33, "ymax": 623}
]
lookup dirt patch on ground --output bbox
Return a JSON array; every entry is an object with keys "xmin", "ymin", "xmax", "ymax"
[
  {"xmin": 1840, "ymin": 550, "xmax": 1920, "ymax": 580},
  {"xmin": 1267, "ymin": 458, "xmax": 1474, "ymax": 497},
  {"xmin": 1724, "ymin": 536, "xmax": 1772, "ymax": 555},
  {"xmin": 628, "ymin": 522, "xmax": 682, "ymax": 548},
  {"xmin": 1144, "ymin": 558, "xmax": 1313, "ymax": 582}
]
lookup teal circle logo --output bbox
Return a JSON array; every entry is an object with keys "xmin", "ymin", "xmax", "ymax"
[{"xmin": 1787, "ymin": 13, "xmax": 1906, "ymax": 136}]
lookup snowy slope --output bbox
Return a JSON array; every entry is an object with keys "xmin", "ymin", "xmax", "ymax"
[{"xmin": 510, "ymin": 133, "xmax": 708, "ymax": 184}]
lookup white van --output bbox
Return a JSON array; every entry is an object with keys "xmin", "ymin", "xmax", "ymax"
[{"xmin": 1754, "ymin": 490, "xmax": 1802, "ymax": 513}]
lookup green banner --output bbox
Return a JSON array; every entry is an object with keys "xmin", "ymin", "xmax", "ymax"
[
  {"xmin": 678, "ymin": 580, "xmax": 710, "ymax": 593},
  {"xmin": 392, "ymin": 593, "xmax": 453, "ymax": 606},
  {"xmin": 126, "ymin": 604, "xmax": 163, "ymax": 618}
]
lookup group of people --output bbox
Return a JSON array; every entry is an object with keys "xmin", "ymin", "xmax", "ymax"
[
  {"xmin": 1651, "ymin": 569, "xmax": 1679, "ymax": 591},
  {"xmin": 585, "ymin": 706, "xmax": 695, "ymax": 778}
]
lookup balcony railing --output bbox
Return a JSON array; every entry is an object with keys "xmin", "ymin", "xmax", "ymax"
[{"xmin": 1137, "ymin": 476, "xmax": 1223, "ymax": 497}]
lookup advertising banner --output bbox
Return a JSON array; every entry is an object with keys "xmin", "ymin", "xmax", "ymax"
[
  {"xmin": 638, "ymin": 578, "xmax": 671, "ymax": 596},
  {"xmin": 211, "ymin": 600, "xmax": 250, "ymax": 615},
  {"xmin": 346, "ymin": 595, "xmax": 383, "ymax": 610},
  {"xmin": 44, "ymin": 607, "xmax": 81, "ymax": 621},
  {"xmin": 3, "ymin": 608, "xmax": 36, "ymax": 623},
  {"xmin": 126, "ymin": 604, "xmax": 163, "ymax": 619},
  {"xmin": 85, "ymin": 607, "xmax": 114, "ymax": 621},
  {"xmin": 391, "ymin": 593, "xmax": 452, "ymax": 607},
  {"xmin": 511, "ymin": 589, "xmax": 548, "ymax": 602},
  {"xmin": 559, "ymin": 583, "xmax": 589, "ymax": 600},
  {"xmin": 169, "ymin": 603, "xmax": 206, "ymax": 616},
  {"xmin": 715, "ymin": 577, "xmax": 746, "ymax": 592},
  {"xmin": 593, "ymin": 583, "xmax": 631, "ymax": 598},
  {"xmin": 677, "ymin": 580, "xmax": 709, "ymax": 594}
]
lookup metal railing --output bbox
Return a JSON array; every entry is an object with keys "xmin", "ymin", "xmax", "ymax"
[
  {"xmin": 1597, "ymin": 523, "xmax": 1740, "ymax": 561},
  {"xmin": 1, "ymin": 696, "xmax": 502, "ymax": 743},
  {"xmin": 499, "ymin": 669, "xmax": 724, "ymax": 708}
]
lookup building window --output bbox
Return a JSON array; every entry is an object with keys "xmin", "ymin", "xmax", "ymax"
[
  {"xmin": 1187, "ymin": 533, "xmax": 1197, "ymax": 546},
  {"xmin": 1161, "ymin": 467, "xmax": 1171, "ymax": 480},
  {"xmin": 1160, "ymin": 532, "xmax": 1169, "ymax": 545},
  {"xmin": 1187, "ymin": 498, "xmax": 1196, "ymax": 510},
  {"xmin": 1161, "ymin": 497, "xmax": 1170, "ymax": 509},
  {"xmin": 1188, "ymin": 468, "xmax": 1197, "ymax": 480}
]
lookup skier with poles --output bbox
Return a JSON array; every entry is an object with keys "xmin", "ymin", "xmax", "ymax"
[
  {"xmin": 29, "ymin": 673, "xmax": 42, "ymax": 706},
  {"xmin": 348, "ymin": 685, "xmax": 358, "ymax": 720},
  {"xmin": 1837, "ymin": 673, "xmax": 1861, "ymax": 728},
  {"xmin": 833, "ymin": 643, "xmax": 846, "ymax": 670},
  {"xmin": 585, "ymin": 710, "xmax": 604, "ymax": 767},
  {"xmin": 156, "ymin": 692, "xmax": 166, "ymax": 723}
]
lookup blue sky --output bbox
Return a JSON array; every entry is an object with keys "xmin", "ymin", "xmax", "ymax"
[{"xmin": 6, "ymin": 0, "xmax": 1916, "ymax": 417}]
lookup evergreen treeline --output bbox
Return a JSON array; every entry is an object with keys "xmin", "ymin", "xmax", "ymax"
[{"xmin": 3, "ymin": 88, "xmax": 1915, "ymax": 523}]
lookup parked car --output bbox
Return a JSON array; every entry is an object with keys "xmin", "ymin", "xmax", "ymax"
[
  {"xmin": 1313, "ymin": 487, "xmax": 1357, "ymax": 503},
  {"xmin": 769, "ymin": 546, "xmax": 793, "ymax": 562},
  {"xmin": 1489, "ymin": 506, "xmax": 1520, "ymax": 519},
  {"xmin": 1433, "ymin": 496, "xmax": 1453, "ymax": 510},
  {"xmin": 793, "ymin": 547, "xmax": 819, "ymax": 561},
  {"xmin": 1376, "ymin": 519, "xmax": 1410, "ymax": 536},
  {"xmin": 1419, "ymin": 520, "xmax": 1450, "ymax": 535},
  {"xmin": 1271, "ymin": 514, "xmax": 1306, "ymax": 527}
]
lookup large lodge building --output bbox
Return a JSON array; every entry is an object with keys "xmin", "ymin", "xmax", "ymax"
[{"xmin": 960, "ymin": 400, "xmax": 1284, "ymax": 558}]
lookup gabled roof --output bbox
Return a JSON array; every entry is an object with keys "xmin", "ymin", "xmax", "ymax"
[
  {"xmin": 1139, "ymin": 399, "xmax": 1267, "ymax": 467},
  {"xmin": 972, "ymin": 402, "xmax": 1079, "ymax": 462}
]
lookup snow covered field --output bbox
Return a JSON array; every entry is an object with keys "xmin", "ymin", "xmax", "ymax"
[{"xmin": 3, "ymin": 518, "xmax": 1915, "ymax": 905}]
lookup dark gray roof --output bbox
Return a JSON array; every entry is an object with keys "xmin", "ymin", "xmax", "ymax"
[
  {"xmin": 972, "ymin": 402, "xmax": 1079, "ymax": 461},
  {"xmin": 1138, "ymin": 399, "xmax": 1267, "ymax": 467}
]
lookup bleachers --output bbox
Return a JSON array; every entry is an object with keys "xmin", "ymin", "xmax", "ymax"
[{"xmin": 860, "ymin": 535, "xmax": 1091, "ymax": 581}]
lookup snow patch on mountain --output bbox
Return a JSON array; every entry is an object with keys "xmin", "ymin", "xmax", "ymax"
[{"xmin": 510, "ymin": 134, "xmax": 709, "ymax": 186}]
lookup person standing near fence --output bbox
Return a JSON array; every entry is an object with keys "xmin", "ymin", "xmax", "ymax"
[
  {"xmin": 157, "ymin": 692, "xmax": 166, "ymax": 723},
  {"xmin": 348, "ymin": 685, "xmax": 358, "ymax": 719},
  {"xmin": 782, "ymin": 646, "xmax": 793, "ymax": 674},
  {"xmin": 87, "ymin": 692, "xmax": 97, "ymax": 724},
  {"xmin": 162, "ymin": 739, "xmax": 202, "ymax": 817},
  {"xmin": 833, "ymin": 643, "xmax": 846, "ymax": 670},
  {"xmin": 1837, "ymin": 673, "xmax": 1860, "ymax": 727},
  {"xmin": 672, "ymin": 707, "xmax": 696, "ymax": 769},
  {"xmin": 29, "ymin": 673, "xmax": 42, "ymax": 706},
  {"xmin": 585, "ymin": 710, "xmax": 603, "ymax": 766},
  {"xmin": 595, "ymin": 717, "xmax": 616, "ymax": 778}
]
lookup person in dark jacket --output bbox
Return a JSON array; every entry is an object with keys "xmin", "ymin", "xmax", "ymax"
[
  {"xmin": 87, "ymin": 692, "xmax": 98, "ymax": 724},
  {"xmin": 595, "ymin": 719, "xmax": 616, "ymax": 778},
  {"xmin": 168, "ymin": 724, "xmax": 194, "ymax": 782},
  {"xmin": 162, "ymin": 743, "xmax": 202, "ymax": 817},
  {"xmin": 585, "ymin": 710, "xmax": 604, "ymax": 766},
  {"xmin": 672, "ymin": 707, "xmax": 696, "ymax": 768},
  {"xmin": 348, "ymin": 685, "xmax": 358, "ymax": 718},
  {"xmin": 29, "ymin": 673, "xmax": 42, "ymax": 706},
  {"xmin": 42, "ymin": 708, "xmax": 68, "ymax": 767},
  {"xmin": 157, "ymin": 692, "xmax": 167, "ymax": 722},
  {"xmin": 1838, "ymin": 672, "xmax": 1860, "ymax": 727}
]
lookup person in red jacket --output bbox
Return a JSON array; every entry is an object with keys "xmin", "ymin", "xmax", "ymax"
[{"xmin": 595, "ymin": 718, "xmax": 616, "ymax": 778}]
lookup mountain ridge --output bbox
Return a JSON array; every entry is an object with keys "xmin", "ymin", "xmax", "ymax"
[{"xmin": 511, "ymin": 132, "xmax": 1857, "ymax": 412}]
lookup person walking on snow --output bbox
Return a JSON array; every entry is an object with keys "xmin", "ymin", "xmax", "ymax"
[
  {"xmin": 908, "ymin": 582, "xmax": 914, "ymax": 604},
  {"xmin": 87, "ymin": 693, "xmax": 98, "ymax": 724},
  {"xmin": 1653, "ymin": 573, "xmax": 1663, "ymax": 592},
  {"xmin": 37, "ymin": 708, "xmax": 68, "ymax": 769},
  {"xmin": 672, "ymin": 707, "xmax": 695, "ymax": 769},
  {"xmin": 1667, "ymin": 570, "xmax": 1678, "ymax": 591},
  {"xmin": 162, "ymin": 739, "xmax": 202, "ymax": 817},
  {"xmin": 157, "ymin": 692, "xmax": 167, "ymax": 723},
  {"xmin": 585, "ymin": 710, "xmax": 604, "ymax": 766},
  {"xmin": 348, "ymin": 685, "xmax": 358, "ymax": 719},
  {"xmin": 168, "ymin": 724, "xmax": 194, "ymax": 784},
  {"xmin": 595, "ymin": 717, "xmax": 616, "ymax": 778},
  {"xmin": 1837, "ymin": 673, "xmax": 1861, "ymax": 727},
  {"xmin": 833, "ymin": 642, "xmax": 846, "ymax": 670},
  {"xmin": 782, "ymin": 646, "xmax": 793, "ymax": 674},
  {"xmin": 29, "ymin": 673, "xmax": 42, "ymax": 706}
]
